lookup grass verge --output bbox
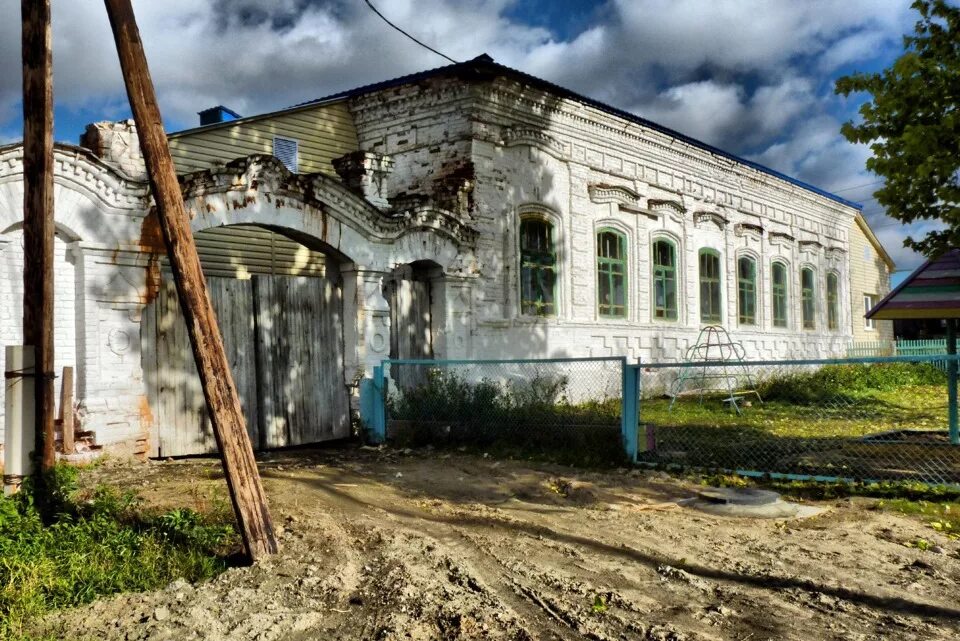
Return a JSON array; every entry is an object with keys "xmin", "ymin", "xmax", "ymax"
[{"xmin": 0, "ymin": 465, "xmax": 239, "ymax": 641}]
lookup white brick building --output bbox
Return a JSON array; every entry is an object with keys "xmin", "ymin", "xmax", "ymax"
[{"xmin": 0, "ymin": 56, "xmax": 892, "ymax": 457}]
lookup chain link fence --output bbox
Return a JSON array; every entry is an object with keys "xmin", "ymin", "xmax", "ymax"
[
  {"xmin": 362, "ymin": 354, "xmax": 960, "ymax": 486},
  {"xmin": 380, "ymin": 358, "xmax": 625, "ymax": 463},
  {"xmin": 637, "ymin": 355, "xmax": 960, "ymax": 485}
]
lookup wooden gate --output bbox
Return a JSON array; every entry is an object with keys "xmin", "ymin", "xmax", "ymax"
[{"xmin": 143, "ymin": 273, "xmax": 350, "ymax": 456}]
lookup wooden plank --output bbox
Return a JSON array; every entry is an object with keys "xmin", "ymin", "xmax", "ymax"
[
  {"xmin": 141, "ymin": 292, "xmax": 161, "ymax": 457},
  {"xmin": 254, "ymin": 274, "xmax": 350, "ymax": 446},
  {"xmin": 202, "ymin": 279, "xmax": 259, "ymax": 450},
  {"xmin": 59, "ymin": 366, "xmax": 74, "ymax": 454},
  {"xmin": 104, "ymin": 0, "xmax": 277, "ymax": 560},
  {"xmin": 253, "ymin": 276, "xmax": 282, "ymax": 448},
  {"xmin": 21, "ymin": 0, "xmax": 56, "ymax": 472}
]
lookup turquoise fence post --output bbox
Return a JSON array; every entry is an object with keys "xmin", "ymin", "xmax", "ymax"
[
  {"xmin": 621, "ymin": 358, "xmax": 639, "ymax": 463},
  {"xmin": 370, "ymin": 363, "xmax": 387, "ymax": 444},
  {"xmin": 948, "ymin": 323, "xmax": 959, "ymax": 445}
]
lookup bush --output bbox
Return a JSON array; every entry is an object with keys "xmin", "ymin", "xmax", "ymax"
[{"xmin": 0, "ymin": 467, "xmax": 237, "ymax": 640}]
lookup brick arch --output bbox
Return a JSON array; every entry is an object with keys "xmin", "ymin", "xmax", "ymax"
[{"xmin": 177, "ymin": 155, "xmax": 477, "ymax": 275}]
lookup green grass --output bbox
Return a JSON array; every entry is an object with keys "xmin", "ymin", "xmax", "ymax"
[
  {"xmin": 638, "ymin": 364, "xmax": 954, "ymax": 479},
  {"xmin": 874, "ymin": 498, "xmax": 960, "ymax": 540},
  {"xmin": 0, "ymin": 466, "xmax": 238, "ymax": 641},
  {"xmin": 643, "ymin": 385, "xmax": 946, "ymax": 441}
]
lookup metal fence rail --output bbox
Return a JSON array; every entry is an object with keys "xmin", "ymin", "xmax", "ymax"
[{"xmin": 636, "ymin": 354, "xmax": 960, "ymax": 486}]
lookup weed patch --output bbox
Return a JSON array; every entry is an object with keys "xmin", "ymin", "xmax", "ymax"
[
  {"xmin": 388, "ymin": 370, "xmax": 624, "ymax": 465},
  {"xmin": 0, "ymin": 467, "xmax": 238, "ymax": 641}
]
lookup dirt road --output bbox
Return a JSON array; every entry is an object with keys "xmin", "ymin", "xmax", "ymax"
[{"xmin": 47, "ymin": 447, "xmax": 960, "ymax": 640}]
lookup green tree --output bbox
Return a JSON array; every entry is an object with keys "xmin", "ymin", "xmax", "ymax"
[{"xmin": 836, "ymin": 0, "xmax": 960, "ymax": 257}]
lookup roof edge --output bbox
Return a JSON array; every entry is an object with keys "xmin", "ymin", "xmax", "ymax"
[
  {"xmin": 297, "ymin": 54, "xmax": 863, "ymax": 210},
  {"xmin": 168, "ymin": 95, "xmax": 347, "ymax": 139},
  {"xmin": 856, "ymin": 212, "xmax": 895, "ymax": 271}
]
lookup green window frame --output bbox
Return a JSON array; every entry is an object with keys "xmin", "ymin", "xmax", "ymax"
[
  {"xmin": 772, "ymin": 261, "xmax": 788, "ymax": 328},
  {"xmin": 652, "ymin": 238, "xmax": 678, "ymax": 321},
  {"xmin": 827, "ymin": 272, "xmax": 839, "ymax": 331},
  {"xmin": 596, "ymin": 228, "xmax": 627, "ymax": 318},
  {"xmin": 737, "ymin": 255, "xmax": 757, "ymax": 325},
  {"xmin": 519, "ymin": 218, "xmax": 557, "ymax": 316},
  {"xmin": 699, "ymin": 249, "xmax": 722, "ymax": 324},
  {"xmin": 801, "ymin": 266, "xmax": 816, "ymax": 330}
]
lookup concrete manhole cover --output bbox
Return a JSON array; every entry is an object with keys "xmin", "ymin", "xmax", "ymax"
[
  {"xmin": 696, "ymin": 487, "xmax": 780, "ymax": 505},
  {"xmin": 688, "ymin": 487, "xmax": 826, "ymax": 519}
]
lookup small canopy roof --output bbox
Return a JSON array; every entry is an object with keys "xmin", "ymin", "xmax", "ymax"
[{"xmin": 867, "ymin": 248, "xmax": 960, "ymax": 320}]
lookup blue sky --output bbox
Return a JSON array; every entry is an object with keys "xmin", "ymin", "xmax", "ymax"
[{"xmin": 0, "ymin": 0, "xmax": 930, "ymax": 273}]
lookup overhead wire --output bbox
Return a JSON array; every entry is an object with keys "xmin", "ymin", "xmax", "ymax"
[{"xmin": 362, "ymin": 0, "xmax": 458, "ymax": 64}]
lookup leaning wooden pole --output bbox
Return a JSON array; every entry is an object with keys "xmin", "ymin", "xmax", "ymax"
[
  {"xmin": 21, "ymin": 0, "xmax": 56, "ymax": 474},
  {"xmin": 103, "ymin": 0, "xmax": 278, "ymax": 560}
]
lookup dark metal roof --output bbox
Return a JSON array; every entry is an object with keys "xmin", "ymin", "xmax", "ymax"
[{"xmin": 295, "ymin": 54, "xmax": 863, "ymax": 210}]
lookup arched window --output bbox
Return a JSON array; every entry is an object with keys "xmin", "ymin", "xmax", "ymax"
[
  {"xmin": 827, "ymin": 272, "xmax": 840, "ymax": 331},
  {"xmin": 699, "ymin": 249, "xmax": 722, "ymax": 324},
  {"xmin": 519, "ymin": 218, "xmax": 557, "ymax": 316},
  {"xmin": 737, "ymin": 255, "xmax": 757, "ymax": 325},
  {"xmin": 772, "ymin": 261, "xmax": 788, "ymax": 328},
  {"xmin": 597, "ymin": 228, "xmax": 627, "ymax": 318},
  {"xmin": 801, "ymin": 266, "xmax": 816, "ymax": 330},
  {"xmin": 652, "ymin": 238, "xmax": 678, "ymax": 321}
]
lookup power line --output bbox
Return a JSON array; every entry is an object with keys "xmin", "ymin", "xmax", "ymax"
[
  {"xmin": 830, "ymin": 178, "xmax": 884, "ymax": 194},
  {"xmin": 363, "ymin": 0, "xmax": 458, "ymax": 64}
]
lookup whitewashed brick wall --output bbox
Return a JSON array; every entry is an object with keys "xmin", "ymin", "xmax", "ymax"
[{"xmin": 349, "ymin": 75, "xmax": 862, "ymax": 363}]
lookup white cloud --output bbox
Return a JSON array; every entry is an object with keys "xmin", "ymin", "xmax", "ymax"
[
  {"xmin": 0, "ymin": 0, "xmax": 928, "ymax": 266},
  {"xmin": 639, "ymin": 81, "xmax": 745, "ymax": 143}
]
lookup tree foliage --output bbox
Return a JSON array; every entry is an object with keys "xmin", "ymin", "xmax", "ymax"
[{"xmin": 836, "ymin": 0, "xmax": 960, "ymax": 257}]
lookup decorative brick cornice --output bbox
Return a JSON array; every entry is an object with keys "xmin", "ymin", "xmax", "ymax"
[
  {"xmin": 735, "ymin": 223, "xmax": 764, "ymax": 238},
  {"xmin": 178, "ymin": 155, "xmax": 478, "ymax": 249},
  {"xmin": 503, "ymin": 127, "xmax": 570, "ymax": 160},
  {"xmin": 0, "ymin": 143, "xmax": 147, "ymax": 212},
  {"xmin": 647, "ymin": 199, "xmax": 685, "ymax": 216},
  {"xmin": 770, "ymin": 232, "xmax": 795, "ymax": 247},
  {"xmin": 588, "ymin": 183, "xmax": 639, "ymax": 207}
]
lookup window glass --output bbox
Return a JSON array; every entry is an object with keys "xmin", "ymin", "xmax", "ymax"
[
  {"xmin": 801, "ymin": 267, "xmax": 816, "ymax": 329},
  {"xmin": 737, "ymin": 256, "xmax": 757, "ymax": 325},
  {"xmin": 772, "ymin": 262, "xmax": 788, "ymax": 328},
  {"xmin": 519, "ymin": 218, "xmax": 557, "ymax": 316},
  {"xmin": 597, "ymin": 229, "xmax": 627, "ymax": 317},
  {"xmin": 652, "ymin": 239, "xmax": 678, "ymax": 320},
  {"xmin": 699, "ymin": 250, "xmax": 722, "ymax": 324},
  {"xmin": 827, "ymin": 272, "xmax": 839, "ymax": 330},
  {"xmin": 864, "ymin": 294, "xmax": 877, "ymax": 329}
]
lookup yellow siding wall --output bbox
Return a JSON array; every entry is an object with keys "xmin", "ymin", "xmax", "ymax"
[
  {"xmin": 167, "ymin": 102, "xmax": 358, "ymax": 176},
  {"xmin": 850, "ymin": 220, "xmax": 894, "ymax": 342}
]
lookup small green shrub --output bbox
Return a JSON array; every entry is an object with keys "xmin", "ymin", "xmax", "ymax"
[{"xmin": 0, "ymin": 467, "xmax": 237, "ymax": 641}]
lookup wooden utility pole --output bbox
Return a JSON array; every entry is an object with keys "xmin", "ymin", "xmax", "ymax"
[
  {"xmin": 103, "ymin": 0, "xmax": 277, "ymax": 560},
  {"xmin": 21, "ymin": 0, "xmax": 56, "ymax": 473}
]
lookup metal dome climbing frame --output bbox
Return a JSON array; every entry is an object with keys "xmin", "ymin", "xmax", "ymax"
[{"xmin": 668, "ymin": 325, "xmax": 763, "ymax": 415}]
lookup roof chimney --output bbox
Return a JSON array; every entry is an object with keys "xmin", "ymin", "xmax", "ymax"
[{"xmin": 198, "ymin": 105, "xmax": 241, "ymax": 126}]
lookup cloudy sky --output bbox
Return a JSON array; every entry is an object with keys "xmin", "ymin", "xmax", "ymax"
[{"xmin": 0, "ymin": 0, "xmax": 933, "ymax": 276}]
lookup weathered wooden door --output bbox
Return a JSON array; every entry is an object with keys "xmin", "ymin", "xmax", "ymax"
[
  {"xmin": 144, "ymin": 273, "xmax": 349, "ymax": 456},
  {"xmin": 389, "ymin": 275, "xmax": 433, "ymax": 360}
]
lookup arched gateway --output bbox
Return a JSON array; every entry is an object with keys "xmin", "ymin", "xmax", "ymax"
[{"xmin": 0, "ymin": 145, "xmax": 478, "ymax": 457}]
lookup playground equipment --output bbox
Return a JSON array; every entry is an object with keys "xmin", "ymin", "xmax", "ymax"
[{"xmin": 668, "ymin": 326, "xmax": 763, "ymax": 414}]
